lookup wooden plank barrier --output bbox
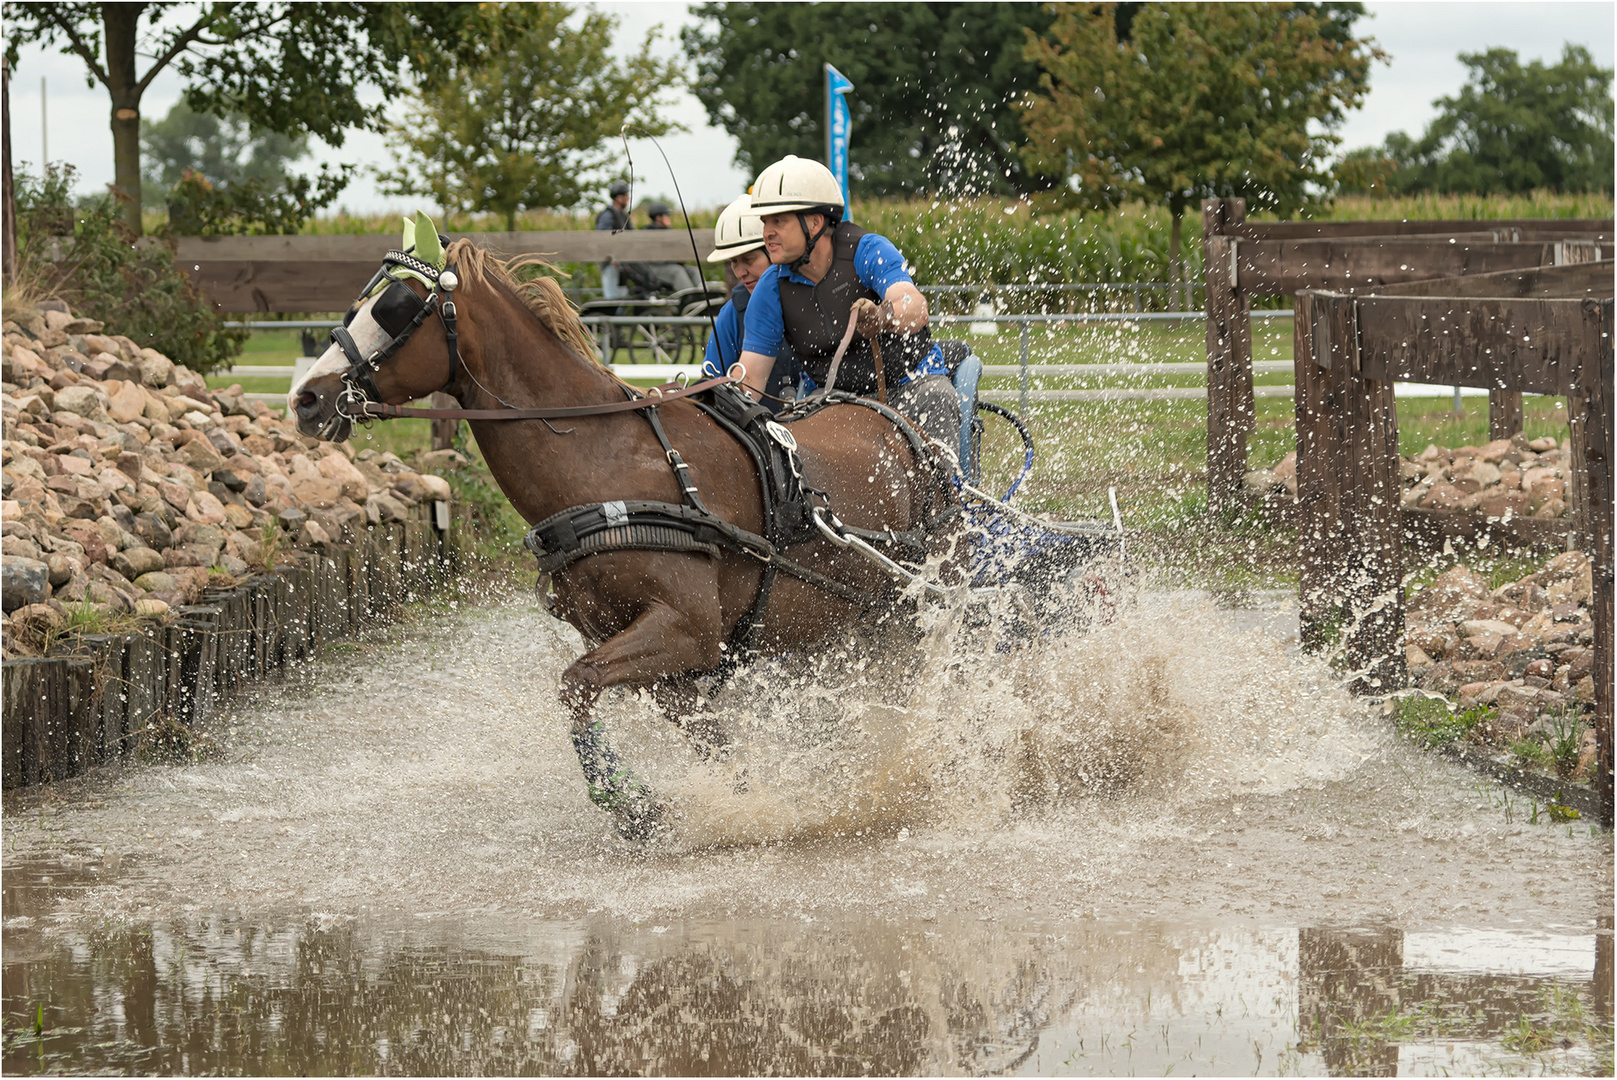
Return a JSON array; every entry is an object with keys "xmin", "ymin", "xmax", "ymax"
[
  {"xmin": 1201, "ymin": 200, "xmax": 1612, "ymax": 512},
  {"xmin": 173, "ymin": 231, "xmax": 700, "ymax": 314},
  {"xmin": 1298, "ymin": 282, "xmax": 1613, "ymax": 826},
  {"xmin": 2, "ymin": 500, "xmax": 455, "ymax": 792}
]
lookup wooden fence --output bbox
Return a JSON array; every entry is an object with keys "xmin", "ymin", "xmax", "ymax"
[
  {"xmin": 3, "ymin": 499, "xmax": 451, "ymax": 790},
  {"xmin": 1202, "ymin": 200, "xmax": 1612, "ymax": 513},
  {"xmin": 1294, "ymin": 263, "xmax": 1613, "ymax": 824},
  {"xmin": 176, "ymin": 231, "xmax": 702, "ymax": 313}
]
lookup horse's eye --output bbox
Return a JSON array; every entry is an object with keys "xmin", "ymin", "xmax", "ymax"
[{"xmin": 372, "ymin": 281, "xmax": 424, "ymax": 337}]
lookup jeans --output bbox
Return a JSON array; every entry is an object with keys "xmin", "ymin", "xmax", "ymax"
[
  {"xmin": 890, "ymin": 373, "xmax": 961, "ymax": 450},
  {"xmin": 951, "ymin": 353, "xmax": 982, "ymax": 477},
  {"xmin": 600, "ymin": 262, "xmax": 625, "ymax": 301}
]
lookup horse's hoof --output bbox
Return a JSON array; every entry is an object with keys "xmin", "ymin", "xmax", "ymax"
[{"xmin": 613, "ymin": 797, "xmax": 667, "ymax": 843}]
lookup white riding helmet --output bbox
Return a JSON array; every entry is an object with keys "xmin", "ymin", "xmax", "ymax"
[
  {"xmin": 749, "ymin": 155, "xmax": 845, "ymax": 219},
  {"xmin": 705, "ymin": 194, "xmax": 765, "ymax": 262}
]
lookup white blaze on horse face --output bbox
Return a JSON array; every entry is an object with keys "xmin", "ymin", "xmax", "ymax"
[{"xmin": 286, "ymin": 291, "xmax": 394, "ymax": 410}]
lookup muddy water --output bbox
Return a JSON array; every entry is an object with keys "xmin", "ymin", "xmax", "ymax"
[{"xmin": 3, "ymin": 594, "xmax": 1612, "ymax": 1074}]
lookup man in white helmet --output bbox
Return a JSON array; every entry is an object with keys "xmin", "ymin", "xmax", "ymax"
[
  {"xmin": 730, "ymin": 155, "xmax": 962, "ymax": 454},
  {"xmin": 701, "ymin": 194, "xmax": 804, "ymax": 410}
]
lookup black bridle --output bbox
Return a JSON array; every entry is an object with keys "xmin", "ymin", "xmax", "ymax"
[{"xmin": 330, "ymin": 249, "xmax": 462, "ymax": 424}]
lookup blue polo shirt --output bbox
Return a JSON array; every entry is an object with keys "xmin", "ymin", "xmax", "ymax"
[
  {"xmin": 740, "ymin": 232, "xmax": 946, "ymax": 380},
  {"xmin": 701, "ymin": 295, "xmax": 745, "ymax": 376}
]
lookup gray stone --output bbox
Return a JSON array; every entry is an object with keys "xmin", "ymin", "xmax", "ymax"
[
  {"xmin": 132, "ymin": 511, "xmax": 173, "ymax": 551},
  {"xmin": 110, "ymin": 546, "xmax": 166, "ymax": 580},
  {"xmin": 1, "ymin": 556, "xmax": 50, "ymax": 611},
  {"xmin": 133, "ymin": 570, "xmax": 178, "ymax": 593},
  {"xmin": 53, "ymin": 385, "xmax": 103, "ymax": 417}
]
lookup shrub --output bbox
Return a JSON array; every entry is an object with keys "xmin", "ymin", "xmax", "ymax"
[
  {"xmin": 165, "ymin": 165, "xmax": 353, "ymax": 237},
  {"xmin": 11, "ymin": 164, "xmax": 245, "ymax": 374}
]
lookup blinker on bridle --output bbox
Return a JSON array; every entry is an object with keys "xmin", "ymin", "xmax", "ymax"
[{"xmin": 330, "ymin": 248, "xmax": 462, "ymax": 425}]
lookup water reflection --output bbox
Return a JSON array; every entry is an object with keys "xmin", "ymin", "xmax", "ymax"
[{"xmin": 4, "ymin": 872, "xmax": 1607, "ymax": 1077}]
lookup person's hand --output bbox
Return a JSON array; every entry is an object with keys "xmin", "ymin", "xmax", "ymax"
[{"xmin": 852, "ymin": 297, "xmax": 892, "ymax": 337}]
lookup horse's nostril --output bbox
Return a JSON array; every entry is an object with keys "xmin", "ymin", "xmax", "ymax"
[{"xmin": 295, "ymin": 390, "xmax": 319, "ymax": 412}]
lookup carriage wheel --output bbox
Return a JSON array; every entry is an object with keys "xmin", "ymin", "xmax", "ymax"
[{"xmin": 624, "ymin": 314, "xmax": 680, "ymax": 366}]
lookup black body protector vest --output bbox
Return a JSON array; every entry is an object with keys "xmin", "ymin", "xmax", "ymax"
[{"xmin": 777, "ymin": 222, "xmax": 932, "ymax": 397}]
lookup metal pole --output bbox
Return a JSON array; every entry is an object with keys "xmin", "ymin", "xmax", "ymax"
[
  {"xmin": 1453, "ymin": 385, "xmax": 1463, "ymax": 417},
  {"xmin": 1018, "ymin": 322, "xmax": 1030, "ymax": 415}
]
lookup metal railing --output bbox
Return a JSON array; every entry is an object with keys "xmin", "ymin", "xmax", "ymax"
[{"xmin": 222, "ymin": 310, "xmax": 1296, "ymax": 409}]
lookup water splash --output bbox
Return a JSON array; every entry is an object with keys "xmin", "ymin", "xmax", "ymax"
[{"xmin": 594, "ymin": 587, "xmax": 1383, "ymax": 850}]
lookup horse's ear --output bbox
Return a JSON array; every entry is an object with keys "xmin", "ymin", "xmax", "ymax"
[
  {"xmin": 413, "ymin": 211, "xmax": 445, "ymax": 269},
  {"xmin": 400, "ymin": 216, "xmax": 415, "ymax": 253}
]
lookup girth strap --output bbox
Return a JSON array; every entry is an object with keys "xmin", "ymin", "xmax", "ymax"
[{"xmin": 524, "ymin": 499, "xmax": 872, "ymax": 608}]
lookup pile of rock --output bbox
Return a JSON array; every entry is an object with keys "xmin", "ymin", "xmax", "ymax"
[
  {"xmin": 1, "ymin": 303, "xmax": 456, "ymax": 656},
  {"xmin": 1247, "ymin": 433, "xmax": 1573, "ymax": 520},
  {"xmin": 1405, "ymin": 549, "xmax": 1597, "ymax": 752}
]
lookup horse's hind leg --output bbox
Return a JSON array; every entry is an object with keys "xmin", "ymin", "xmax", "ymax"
[
  {"xmin": 651, "ymin": 675, "xmax": 731, "ymax": 759},
  {"xmin": 560, "ymin": 597, "xmax": 723, "ymax": 837}
]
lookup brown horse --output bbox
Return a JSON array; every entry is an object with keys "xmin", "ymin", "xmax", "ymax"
[{"xmin": 291, "ymin": 234, "xmax": 952, "ymax": 834}]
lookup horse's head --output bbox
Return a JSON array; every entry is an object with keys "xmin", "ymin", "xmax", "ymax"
[{"xmin": 291, "ymin": 211, "xmax": 464, "ymax": 442}]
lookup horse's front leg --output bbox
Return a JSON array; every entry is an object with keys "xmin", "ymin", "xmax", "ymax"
[{"xmin": 561, "ymin": 593, "xmax": 723, "ymax": 837}]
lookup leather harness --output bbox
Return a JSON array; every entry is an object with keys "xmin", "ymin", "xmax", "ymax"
[{"xmin": 327, "ymin": 248, "xmax": 958, "ymax": 657}]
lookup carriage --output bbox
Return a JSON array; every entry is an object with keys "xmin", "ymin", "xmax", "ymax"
[
  {"xmin": 291, "ymin": 214, "xmax": 1127, "ymax": 840},
  {"xmin": 577, "ymin": 282, "xmax": 727, "ymax": 366}
]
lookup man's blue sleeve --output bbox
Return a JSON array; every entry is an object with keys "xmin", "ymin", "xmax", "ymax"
[
  {"xmin": 739, "ymin": 266, "xmax": 786, "ymax": 357},
  {"xmin": 702, "ymin": 300, "xmax": 743, "ymax": 376},
  {"xmin": 854, "ymin": 233, "xmax": 915, "ymax": 296}
]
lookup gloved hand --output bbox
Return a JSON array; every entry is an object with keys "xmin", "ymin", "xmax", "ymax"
[{"xmin": 851, "ymin": 297, "xmax": 893, "ymax": 337}]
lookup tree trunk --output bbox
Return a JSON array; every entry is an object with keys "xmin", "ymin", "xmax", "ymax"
[
  {"xmin": 103, "ymin": 5, "xmax": 144, "ymax": 234},
  {"xmin": 3, "ymin": 58, "xmax": 16, "ymax": 284}
]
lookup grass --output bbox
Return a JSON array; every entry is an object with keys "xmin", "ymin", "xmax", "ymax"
[
  {"xmin": 192, "ymin": 188, "xmax": 1596, "ymax": 591},
  {"xmin": 1393, "ymin": 695, "xmax": 1488, "ymax": 749},
  {"xmin": 218, "ymin": 319, "xmax": 1574, "ymax": 594}
]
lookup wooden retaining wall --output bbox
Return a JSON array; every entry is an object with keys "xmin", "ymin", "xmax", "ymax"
[{"xmin": 2, "ymin": 499, "xmax": 453, "ymax": 790}]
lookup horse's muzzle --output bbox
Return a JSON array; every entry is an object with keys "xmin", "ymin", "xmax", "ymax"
[{"xmin": 290, "ymin": 376, "xmax": 354, "ymax": 443}]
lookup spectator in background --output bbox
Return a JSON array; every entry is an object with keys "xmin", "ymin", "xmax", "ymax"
[
  {"xmin": 621, "ymin": 199, "xmax": 704, "ymax": 295},
  {"xmin": 595, "ymin": 179, "xmax": 631, "ymax": 300}
]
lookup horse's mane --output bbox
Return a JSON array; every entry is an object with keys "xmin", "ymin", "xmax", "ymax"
[{"xmin": 444, "ymin": 238, "xmax": 600, "ymax": 362}]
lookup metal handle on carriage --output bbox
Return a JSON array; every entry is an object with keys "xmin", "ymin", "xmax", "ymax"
[{"xmin": 811, "ymin": 505, "xmax": 949, "ymax": 599}]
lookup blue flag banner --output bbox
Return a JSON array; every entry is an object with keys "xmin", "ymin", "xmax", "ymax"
[{"xmin": 825, "ymin": 63, "xmax": 853, "ymax": 209}]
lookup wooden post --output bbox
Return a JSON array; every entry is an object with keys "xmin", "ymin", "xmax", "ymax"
[
  {"xmin": 1578, "ymin": 297, "xmax": 1614, "ymax": 826},
  {"xmin": 430, "ymin": 392, "xmax": 458, "ymax": 451},
  {"xmin": 1294, "ymin": 291, "xmax": 1344, "ymax": 650},
  {"xmin": 1489, "ymin": 390, "xmax": 1524, "ymax": 441},
  {"xmin": 1568, "ymin": 392, "xmax": 1592, "ymax": 551},
  {"xmin": 1301, "ymin": 292, "xmax": 1407, "ymax": 693},
  {"xmin": 1203, "ymin": 198, "xmax": 1254, "ymax": 517}
]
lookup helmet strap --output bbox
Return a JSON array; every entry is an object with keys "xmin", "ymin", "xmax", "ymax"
[{"xmin": 790, "ymin": 211, "xmax": 831, "ymax": 272}]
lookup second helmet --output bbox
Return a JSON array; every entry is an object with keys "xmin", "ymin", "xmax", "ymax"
[{"xmin": 706, "ymin": 194, "xmax": 765, "ymax": 262}]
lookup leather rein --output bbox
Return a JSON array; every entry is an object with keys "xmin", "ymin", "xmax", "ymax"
[{"xmin": 330, "ymin": 248, "xmax": 744, "ymax": 424}]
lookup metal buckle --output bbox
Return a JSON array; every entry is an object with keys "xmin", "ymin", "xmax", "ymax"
[{"xmin": 335, "ymin": 380, "xmax": 373, "ymax": 424}]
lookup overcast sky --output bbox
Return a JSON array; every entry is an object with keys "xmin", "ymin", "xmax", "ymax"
[{"xmin": 5, "ymin": 1, "xmax": 1613, "ymax": 216}]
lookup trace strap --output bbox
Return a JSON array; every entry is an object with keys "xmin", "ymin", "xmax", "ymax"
[{"xmin": 359, "ymin": 373, "xmax": 742, "ymax": 421}]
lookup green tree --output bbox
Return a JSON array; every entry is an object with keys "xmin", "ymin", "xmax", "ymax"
[
  {"xmin": 141, "ymin": 99, "xmax": 308, "ymax": 203},
  {"xmin": 1020, "ymin": 2, "xmax": 1380, "ymax": 303},
  {"xmin": 14, "ymin": 164, "xmax": 245, "ymax": 372},
  {"xmin": 1372, "ymin": 45, "xmax": 1614, "ymax": 194},
  {"xmin": 4, "ymin": 3, "xmax": 477, "ymax": 232},
  {"xmin": 683, "ymin": 2, "xmax": 1058, "ymax": 196},
  {"xmin": 379, "ymin": 3, "xmax": 684, "ymax": 231}
]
